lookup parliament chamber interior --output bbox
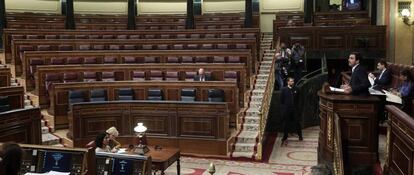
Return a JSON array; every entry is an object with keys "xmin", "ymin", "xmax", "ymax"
[{"xmin": 0, "ymin": 0, "xmax": 413, "ymax": 174}]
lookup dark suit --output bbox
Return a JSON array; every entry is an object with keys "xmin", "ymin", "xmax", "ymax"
[
  {"xmin": 280, "ymin": 86, "xmax": 302, "ymax": 140},
  {"xmin": 373, "ymin": 69, "xmax": 391, "ymax": 89},
  {"xmin": 350, "ymin": 65, "xmax": 370, "ymax": 95},
  {"xmin": 193, "ymin": 75, "xmax": 212, "ymax": 81}
]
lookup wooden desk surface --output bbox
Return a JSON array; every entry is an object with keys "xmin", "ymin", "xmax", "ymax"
[{"xmin": 146, "ymin": 146, "xmax": 180, "ymax": 174}]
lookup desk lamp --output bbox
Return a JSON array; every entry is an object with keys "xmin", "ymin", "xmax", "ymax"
[{"xmin": 133, "ymin": 122, "xmax": 149, "ymax": 154}]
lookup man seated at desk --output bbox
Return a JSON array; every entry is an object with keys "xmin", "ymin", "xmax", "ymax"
[
  {"xmin": 194, "ymin": 68, "xmax": 212, "ymax": 81},
  {"xmin": 341, "ymin": 52, "xmax": 371, "ymax": 96},
  {"xmin": 369, "ymin": 59, "xmax": 391, "ymax": 90}
]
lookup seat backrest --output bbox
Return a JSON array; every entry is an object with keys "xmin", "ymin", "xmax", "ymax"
[
  {"xmin": 67, "ymin": 57, "xmax": 82, "ymax": 64},
  {"xmin": 149, "ymin": 70, "xmax": 163, "ymax": 81},
  {"xmin": 165, "ymin": 71, "xmax": 179, "ymax": 81},
  {"xmin": 123, "ymin": 56, "xmax": 137, "ymax": 63},
  {"xmin": 144, "ymin": 56, "xmax": 156, "ymax": 63},
  {"xmin": 101, "ymin": 72, "xmax": 115, "ymax": 82},
  {"xmin": 132, "ymin": 71, "xmax": 146, "ymax": 81},
  {"xmin": 83, "ymin": 72, "xmax": 98, "ymax": 82},
  {"xmin": 0, "ymin": 96, "xmax": 10, "ymax": 113},
  {"xmin": 147, "ymin": 89, "xmax": 163, "ymax": 101},
  {"xmin": 208, "ymin": 89, "xmax": 225, "ymax": 102},
  {"xmin": 84, "ymin": 57, "xmax": 98, "ymax": 64},
  {"xmin": 228, "ymin": 56, "xmax": 241, "ymax": 63},
  {"xmin": 213, "ymin": 56, "xmax": 225, "ymax": 63},
  {"xmin": 69, "ymin": 90, "xmax": 86, "ymax": 104},
  {"xmin": 167, "ymin": 56, "xmax": 179, "ymax": 63},
  {"xmin": 90, "ymin": 89, "xmax": 107, "ymax": 102},
  {"xmin": 104, "ymin": 56, "xmax": 117, "ymax": 64},
  {"xmin": 117, "ymin": 88, "xmax": 134, "ymax": 101},
  {"xmin": 50, "ymin": 57, "xmax": 66, "ymax": 65},
  {"xmin": 224, "ymin": 71, "xmax": 238, "ymax": 81},
  {"xmin": 63, "ymin": 72, "xmax": 79, "ymax": 83},
  {"xmin": 181, "ymin": 88, "xmax": 196, "ymax": 101},
  {"xmin": 185, "ymin": 71, "xmax": 196, "ymax": 81}
]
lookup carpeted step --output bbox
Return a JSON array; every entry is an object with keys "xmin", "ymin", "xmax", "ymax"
[
  {"xmin": 242, "ymin": 123, "xmax": 260, "ymax": 132},
  {"xmin": 232, "ymin": 151, "xmax": 255, "ymax": 158},
  {"xmin": 233, "ymin": 142, "xmax": 256, "ymax": 152},
  {"xmin": 244, "ymin": 116, "xmax": 260, "ymax": 124}
]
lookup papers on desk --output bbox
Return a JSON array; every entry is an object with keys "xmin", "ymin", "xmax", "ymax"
[
  {"xmin": 384, "ymin": 90, "xmax": 402, "ymax": 104},
  {"xmin": 25, "ymin": 171, "xmax": 70, "ymax": 175},
  {"xmin": 329, "ymin": 86, "xmax": 345, "ymax": 93},
  {"xmin": 368, "ymin": 76, "xmax": 375, "ymax": 86},
  {"xmin": 369, "ymin": 88, "xmax": 385, "ymax": 96}
]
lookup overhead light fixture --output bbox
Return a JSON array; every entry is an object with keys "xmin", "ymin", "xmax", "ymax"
[{"xmin": 401, "ymin": 9, "xmax": 414, "ymax": 26}]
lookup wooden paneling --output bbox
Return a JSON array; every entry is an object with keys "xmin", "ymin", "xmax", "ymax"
[
  {"xmin": 385, "ymin": 105, "xmax": 414, "ymax": 175},
  {"xmin": 318, "ymin": 91, "xmax": 379, "ymax": 169},
  {"xmin": 22, "ymin": 50, "xmax": 252, "ymax": 89},
  {"xmin": 0, "ymin": 67, "xmax": 11, "ymax": 87},
  {"xmin": 70, "ymin": 101, "xmax": 230, "ymax": 156},
  {"xmin": 313, "ymin": 11, "xmax": 371, "ymax": 26},
  {"xmin": 278, "ymin": 25, "xmax": 386, "ymax": 58},
  {"xmin": 0, "ymin": 108, "xmax": 41, "ymax": 144},
  {"xmin": 36, "ymin": 63, "xmax": 247, "ymax": 107},
  {"xmin": 11, "ymin": 38, "xmax": 258, "ymax": 76},
  {"xmin": 51, "ymin": 81, "xmax": 238, "ymax": 129},
  {"xmin": 0, "ymin": 86, "xmax": 24, "ymax": 110},
  {"xmin": 3, "ymin": 28, "xmax": 259, "ymax": 64}
]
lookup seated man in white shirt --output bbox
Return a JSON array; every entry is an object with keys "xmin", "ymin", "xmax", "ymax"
[{"xmin": 368, "ymin": 59, "xmax": 391, "ymax": 90}]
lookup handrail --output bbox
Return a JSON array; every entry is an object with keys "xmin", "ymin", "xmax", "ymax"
[
  {"xmin": 256, "ymin": 37, "xmax": 277, "ymax": 160},
  {"xmin": 333, "ymin": 114, "xmax": 345, "ymax": 175}
]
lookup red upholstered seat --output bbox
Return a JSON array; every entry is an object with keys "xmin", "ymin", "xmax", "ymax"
[
  {"xmin": 93, "ymin": 45, "xmax": 105, "ymax": 50},
  {"xmin": 217, "ymin": 44, "xmax": 228, "ymax": 49},
  {"xmin": 132, "ymin": 71, "xmax": 145, "ymax": 81},
  {"xmin": 165, "ymin": 71, "xmax": 179, "ymax": 81},
  {"xmin": 213, "ymin": 56, "xmax": 225, "ymax": 63},
  {"xmin": 59, "ymin": 35, "xmax": 72, "ymax": 39},
  {"xmin": 142, "ymin": 45, "xmax": 153, "ymax": 50},
  {"xmin": 245, "ymin": 33, "xmax": 256, "ymax": 38},
  {"xmin": 83, "ymin": 72, "xmax": 98, "ymax": 82},
  {"xmin": 144, "ymin": 56, "xmax": 157, "ymax": 63},
  {"xmin": 123, "ymin": 56, "xmax": 137, "ymax": 63},
  {"xmin": 37, "ymin": 45, "xmax": 51, "ymax": 51},
  {"xmin": 89, "ymin": 35, "xmax": 100, "ymax": 39},
  {"xmin": 220, "ymin": 33, "xmax": 230, "ymax": 38},
  {"xmin": 129, "ymin": 35, "xmax": 140, "ymax": 39},
  {"xmin": 228, "ymin": 56, "xmax": 241, "ymax": 63},
  {"xmin": 185, "ymin": 72, "xmax": 196, "ymax": 81},
  {"xmin": 182, "ymin": 56, "xmax": 194, "ymax": 63},
  {"xmin": 205, "ymin": 34, "xmax": 215, "ymax": 38},
  {"xmin": 102, "ymin": 72, "xmax": 115, "ymax": 82},
  {"xmin": 58, "ymin": 45, "xmax": 73, "ymax": 51},
  {"xmin": 29, "ymin": 58, "xmax": 44, "ymax": 78},
  {"xmin": 167, "ymin": 56, "xmax": 179, "ymax": 63},
  {"xmin": 104, "ymin": 56, "xmax": 117, "ymax": 64},
  {"xmin": 66, "ymin": 57, "xmax": 82, "ymax": 64},
  {"xmin": 45, "ymin": 73, "xmax": 62, "ymax": 93},
  {"xmin": 123, "ymin": 45, "xmax": 136, "ymax": 50},
  {"xmin": 145, "ymin": 35, "xmax": 155, "ymax": 39},
  {"xmin": 63, "ymin": 72, "xmax": 79, "ymax": 83},
  {"xmin": 233, "ymin": 33, "xmax": 243, "ymax": 38},
  {"xmin": 190, "ymin": 34, "xmax": 200, "ymax": 38},
  {"xmin": 160, "ymin": 34, "xmax": 170, "ymax": 39},
  {"xmin": 157, "ymin": 45, "xmax": 168, "ymax": 49},
  {"xmin": 176, "ymin": 34, "xmax": 186, "ymax": 39},
  {"xmin": 224, "ymin": 71, "xmax": 238, "ymax": 81},
  {"xmin": 50, "ymin": 57, "xmax": 66, "ymax": 65},
  {"xmin": 45, "ymin": 35, "xmax": 57, "ymax": 39},
  {"xmin": 102, "ymin": 35, "xmax": 114, "ymax": 39},
  {"xmin": 236, "ymin": 44, "xmax": 247, "ymax": 49},
  {"xmin": 26, "ymin": 35, "xmax": 40, "ymax": 39},
  {"xmin": 75, "ymin": 35, "xmax": 88, "ymax": 39},
  {"xmin": 109, "ymin": 45, "xmax": 121, "ymax": 50},
  {"xmin": 201, "ymin": 44, "xmax": 213, "ymax": 49},
  {"xmin": 79, "ymin": 45, "xmax": 91, "ymax": 50},
  {"xmin": 84, "ymin": 57, "xmax": 98, "ymax": 64},
  {"xmin": 149, "ymin": 70, "xmax": 163, "ymax": 81},
  {"xmin": 117, "ymin": 35, "xmax": 127, "ymax": 39},
  {"xmin": 173, "ymin": 44, "xmax": 184, "ymax": 50},
  {"xmin": 195, "ymin": 56, "xmax": 208, "ymax": 63}
]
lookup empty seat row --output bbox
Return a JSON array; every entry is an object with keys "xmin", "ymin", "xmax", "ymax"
[
  {"xmin": 18, "ymin": 43, "xmax": 249, "ymax": 54},
  {"xmin": 0, "ymin": 96, "xmax": 9, "ymax": 113},
  {"xmin": 68, "ymin": 88, "xmax": 225, "ymax": 106},
  {"xmin": 12, "ymin": 33, "xmax": 255, "ymax": 40}
]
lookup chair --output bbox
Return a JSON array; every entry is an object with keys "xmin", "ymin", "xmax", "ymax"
[
  {"xmin": 102, "ymin": 35, "xmax": 114, "ymax": 39},
  {"xmin": 117, "ymin": 88, "xmax": 134, "ymax": 100},
  {"xmin": 37, "ymin": 45, "xmax": 51, "ymax": 51},
  {"xmin": 26, "ymin": 35, "xmax": 40, "ymax": 39},
  {"xmin": 208, "ymin": 89, "xmax": 225, "ymax": 102},
  {"xmin": 59, "ymin": 35, "xmax": 72, "ymax": 39},
  {"xmin": 101, "ymin": 72, "xmax": 115, "ymax": 82},
  {"xmin": 195, "ymin": 56, "xmax": 208, "ymax": 63},
  {"xmin": 79, "ymin": 45, "xmax": 91, "ymax": 50},
  {"xmin": 167, "ymin": 56, "xmax": 179, "ymax": 63},
  {"xmin": 147, "ymin": 89, "xmax": 163, "ymax": 101},
  {"xmin": 116, "ymin": 35, "xmax": 128, "ymax": 39},
  {"xmin": 89, "ymin": 35, "xmax": 100, "ymax": 39},
  {"xmin": 187, "ymin": 44, "xmax": 198, "ymax": 49},
  {"xmin": 201, "ymin": 44, "xmax": 213, "ymax": 49},
  {"xmin": 181, "ymin": 88, "xmax": 196, "ymax": 101},
  {"xmin": 109, "ymin": 45, "xmax": 121, "ymax": 50},
  {"xmin": 236, "ymin": 44, "xmax": 247, "ymax": 49},
  {"xmin": 228, "ymin": 56, "xmax": 241, "ymax": 63},
  {"xmin": 217, "ymin": 44, "xmax": 228, "ymax": 49},
  {"xmin": 132, "ymin": 71, "xmax": 146, "ymax": 81},
  {"xmin": 224, "ymin": 71, "xmax": 238, "ymax": 81},
  {"xmin": 165, "ymin": 71, "xmax": 179, "ymax": 81},
  {"xmin": 142, "ymin": 45, "xmax": 153, "ymax": 50},
  {"xmin": 205, "ymin": 34, "xmax": 215, "ymax": 38},
  {"xmin": 93, "ymin": 45, "xmax": 105, "ymax": 50},
  {"xmin": 160, "ymin": 34, "xmax": 170, "ymax": 39},
  {"xmin": 129, "ymin": 35, "xmax": 140, "ymax": 39},
  {"xmin": 145, "ymin": 35, "xmax": 155, "ymax": 39},
  {"xmin": 58, "ymin": 45, "xmax": 73, "ymax": 51},
  {"xmin": 123, "ymin": 45, "xmax": 136, "ymax": 50},
  {"xmin": 104, "ymin": 56, "xmax": 117, "ymax": 64},
  {"xmin": 29, "ymin": 58, "xmax": 44, "ymax": 78},
  {"xmin": 63, "ymin": 73, "xmax": 79, "ymax": 83},
  {"xmin": 45, "ymin": 73, "xmax": 62, "ymax": 93},
  {"xmin": 245, "ymin": 33, "xmax": 255, "ymax": 38},
  {"xmin": 185, "ymin": 72, "xmax": 196, "ymax": 81},
  {"xmin": 83, "ymin": 72, "xmax": 98, "ymax": 82},
  {"xmin": 0, "ymin": 96, "xmax": 10, "ymax": 113},
  {"xmin": 50, "ymin": 57, "xmax": 65, "ymax": 65},
  {"xmin": 123, "ymin": 56, "xmax": 137, "ymax": 63},
  {"xmin": 68, "ymin": 90, "xmax": 86, "ymax": 105},
  {"xmin": 45, "ymin": 35, "xmax": 57, "ymax": 39},
  {"xmin": 90, "ymin": 89, "xmax": 107, "ymax": 102},
  {"xmin": 233, "ymin": 33, "xmax": 243, "ymax": 38},
  {"xmin": 190, "ymin": 34, "xmax": 200, "ymax": 38},
  {"xmin": 213, "ymin": 56, "xmax": 225, "ymax": 63},
  {"xmin": 75, "ymin": 35, "xmax": 88, "ymax": 39},
  {"xmin": 149, "ymin": 70, "xmax": 163, "ymax": 81},
  {"xmin": 176, "ymin": 34, "xmax": 186, "ymax": 39},
  {"xmin": 173, "ymin": 44, "xmax": 184, "ymax": 50},
  {"xmin": 220, "ymin": 34, "xmax": 230, "ymax": 38},
  {"xmin": 84, "ymin": 57, "xmax": 98, "ymax": 64},
  {"xmin": 144, "ymin": 56, "xmax": 156, "ymax": 63},
  {"xmin": 66, "ymin": 57, "xmax": 82, "ymax": 64},
  {"xmin": 182, "ymin": 56, "xmax": 193, "ymax": 63},
  {"xmin": 157, "ymin": 45, "xmax": 168, "ymax": 49}
]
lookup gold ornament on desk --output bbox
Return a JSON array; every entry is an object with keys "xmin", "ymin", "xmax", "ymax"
[
  {"xmin": 208, "ymin": 162, "xmax": 216, "ymax": 175},
  {"xmin": 133, "ymin": 122, "xmax": 149, "ymax": 154}
]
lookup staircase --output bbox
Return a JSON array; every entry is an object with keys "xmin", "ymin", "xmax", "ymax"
[{"xmin": 231, "ymin": 33, "xmax": 275, "ymax": 160}]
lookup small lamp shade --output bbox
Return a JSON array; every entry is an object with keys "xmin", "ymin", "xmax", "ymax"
[
  {"xmin": 402, "ymin": 9, "xmax": 411, "ymax": 17},
  {"xmin": 134, "ymin": 122, "xmax": 147, "ymax": 133}
]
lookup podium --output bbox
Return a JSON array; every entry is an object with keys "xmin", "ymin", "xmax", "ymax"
[{"xmin": 317, "ymin": 91, "xmax": 379, "ymax": 174}]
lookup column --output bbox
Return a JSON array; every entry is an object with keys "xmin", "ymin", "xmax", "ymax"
[
  {"xmin": 186, "ymin": 0, "xmax": 194, "ymax": 29},
  {"xmin": 371, "ymin": 0, "xmax": 377, "ymax": 25},
  {"xmin": 65, "ymin": 0, "xmax": 75, "ymax": 29},
  {"xmin": 304, "ymin": 0, "xmax": 314, "ymax": 23},
  {"xmin": 244, "ymin": 0, "xmax": 252, "ymax": 28},
  {"xmin": 127, "ymin": 0, "xmax": 136, "ymax": 30}
]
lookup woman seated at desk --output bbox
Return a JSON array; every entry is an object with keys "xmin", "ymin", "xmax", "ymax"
[
  {"xmin": 106, "ymin": 127, "xmax": 121, "ymax": 151},
  {"xmin": 95, "ymin": 132, "xmax": 111, "ymax": 153},
  {"xmin": 392, "ymin": 69, "xmax": 414, "ymax": 114}
]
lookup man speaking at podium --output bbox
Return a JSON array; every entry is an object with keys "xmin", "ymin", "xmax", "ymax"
[{"xmin": 342, "ymin": 52, "xmax": 371, "ymax": 96}]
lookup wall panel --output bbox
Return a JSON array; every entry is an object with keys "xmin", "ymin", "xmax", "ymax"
[
  {"xmin": 74, "ymin": 1, "xmax": 127, "ymax": 14},
  {"xmin": 203, "ymin": 0, "xmax": 245, "ymax": 13},
  {"xmin": 5, "ymin": 0, "xmax": 60, "ymax": 13},
  {"xmin": 138, "ymin": 0, "xmax": 186, "ymax": 14}
]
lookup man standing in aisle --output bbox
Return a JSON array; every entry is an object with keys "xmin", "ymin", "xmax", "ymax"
[{"xmin": 280, "ymin": 77, "xmax": 303, "ymax": 145}]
